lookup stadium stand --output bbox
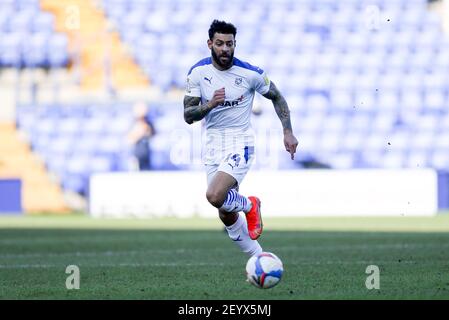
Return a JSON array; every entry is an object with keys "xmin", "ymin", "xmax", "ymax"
[
  {"xmin": 40, "ymin": 0, "xmax": 149, "ymax": 89},
  {"xmin": 0, "ymin": 0, "xmax": 69, "ymax": 68},
  {"xmin": 8, "ymin": 0, "xmax": 449, "ymax": 201},
  {"xmin": 0, "ymin": 0, "xmax": 72, "ymax": 212},
  {"xmin": 0, "ymin": 123, "xmax": 68, "ymax": 212}
]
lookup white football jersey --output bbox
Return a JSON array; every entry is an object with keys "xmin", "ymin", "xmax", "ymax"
[
  {"xmin": 185, "ymin": 57, "xmax": 270, "ymax": 130},
  {"xmin": 185, "ymin": 57, "xmax": 271, "ymax": 164}
]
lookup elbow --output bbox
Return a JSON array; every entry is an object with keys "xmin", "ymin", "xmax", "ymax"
[{"xmin": 184, "ymin": 114, "xmax": 193, "ymax": 125}]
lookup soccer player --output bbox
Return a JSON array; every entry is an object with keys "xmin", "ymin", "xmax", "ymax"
[{"xmin": 183, "ymin": 20, "xmax": 298, "ymax": 257}]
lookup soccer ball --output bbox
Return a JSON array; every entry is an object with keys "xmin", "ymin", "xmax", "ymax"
[{"xmin": 245, "ymin": 252, "xmax": 283, "ymax": 289}]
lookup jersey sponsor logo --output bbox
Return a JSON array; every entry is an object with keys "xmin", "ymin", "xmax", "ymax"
[
  {"xmin": 206, "ymin": 95, "xmax": 244, "ymax": 107},
  {"xmin": 221, "ymin": 100, "xmax": 239, "ymax": 107}
]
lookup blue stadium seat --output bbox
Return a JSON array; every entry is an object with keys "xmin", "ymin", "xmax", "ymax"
[
  {"xmin": 341, "ymin": 133, "xmax": 365, "ymax": 153},
  {"xmin": 46, "ymin": 154, "xmax": 69, "ymax": 177},
  {"xmin": 382, "ymin": 151, "xmax": 405, "ymax": 168},
  {"xmin": 89, "ymin": 156, "xmax": 114, "ymax": 173},
  {"xmin": 22, "ymin": 32, "xmax": 48, "ymax": 67},
  {"xmin": 319, "ymin": 132, "xmax": 341, "ymax": 153},
  {"xmin": 16, "ymin": 0, "xmax": 41, "ymax": 11},
  {"xmin": 32, "ymin": 12, "xmax": 55, "ymax": 34},
  {"xmin": 72, "ymin": 134, "xmax": 102, "ymax": 155},
  {"xmin": 81, "ymin": 117, "xmax": 108, "ymax": 135},
  {"xmin": 121, "ymin": 10, "xmax": 146, "ymax": 32},
  {"xmin": 431, "ymin": 151, "xmax": 449, "ymax": 170},
  {"xmin": 58, "ymin": 118, "xmax": 83, "ymax": 137},
  {"xmin": 0, "ymin": 10, "xmax": 12, "ymax": 31},
  {"xmin": 46, "ymin": 136, "xmax": 74, "ymax": 156},
  {"xmin": 411, "ymin": 124, "xmax": 436, "ymax": 145},
  {"xmin": 66, "ymin": 156, "xmax": 90, "ymax": 177},
  {"xmin": 424, "ymin": 90, "xmax": 446, "ymax": 111},
  {"xmin": 95, "ymin": 135, "xmax": 125, "ymax": 157},
  {"xmin": 330, "ymin": 152, "xmax": 355, "ymax": 169},
  {"xmin": 35, "ymin": 118, "xmax": 58, "ymax": 137},
  {"xmin": 7, "ymin": 9, "xmax": 35, "ymax": 33},
  {"xmin": 62, "ymin": 173, "xmax": 86, "ymax": 194},
  {"xmin": 364, "ymin": 133, "xmax": 388, "ymax": 152},
  {"xmin": 47, "ymin": 33, "xmax": 69, "ymax": 67},
  {"xmin": 405, "ymin": 150, "xmax": 429, "ymax": 168},
  {"xmin": 0, "ymin": 32, "xmax": 23, "ymax": 67}
]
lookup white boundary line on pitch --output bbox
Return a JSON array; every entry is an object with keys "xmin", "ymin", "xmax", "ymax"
[
  {"xmin": 0, "ymin": 260, "xmax": 420, "ymax": 269},
  {"xmin": 0, "ymin": 262, "xmax": 226, "ymax": 269},
  {"xmin": 1, "ymin": 242, "xmax": 449, "ymax": 259}
]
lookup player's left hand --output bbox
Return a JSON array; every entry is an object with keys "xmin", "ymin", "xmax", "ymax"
[{"xmin": 284, "ymin": 131, "xmax": 298, "ymax": 160}]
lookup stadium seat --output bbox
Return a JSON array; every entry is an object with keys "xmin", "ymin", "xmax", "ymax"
[
  {"xmin": 430, "ymin": 151, "xmax": 449, "ymax": 170},
  {"xmin": 0, "ymin": 32, "xmax": 23, "ymax": 67},
  {"xmin": 22, "ymin": 32, "xmax": 48, "ymax": 67},
  {"xmin": 32, "ymin": 12, "xmax": 55, "ymax": 33},
  {"xmin": 405, "ymin": 150, "xmax": 429, "ymax": 168},
  {"xmin": 330, "ymin": 152, "xmax": 355, "ymax": 169},
  {"xmin": 47, "ymin": 34, "xmax": 69, "ymax": 67},
  {"xmin": 7, "ymin": 9, "xmax": 35, "ymax": 33},
  {"xmin": 382, "ymin": 151, "xmax": 405, "ymax": 168}
]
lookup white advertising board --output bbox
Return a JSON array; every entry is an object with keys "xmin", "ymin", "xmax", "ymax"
[{"xmin": 89, "ymin": 169, "xmax": 438, "ymax": 218}]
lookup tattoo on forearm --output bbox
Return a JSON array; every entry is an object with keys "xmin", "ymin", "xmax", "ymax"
[
  {"xmin": 183, "ymin": 96, "xmax": 212, "ymax": 124},
  {"xmin": 263, "ymin": 82, "xmax": 292, "ymax": 132}
]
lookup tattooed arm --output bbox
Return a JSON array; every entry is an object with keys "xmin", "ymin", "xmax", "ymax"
[
  {"xmin": 183, "ymin": 88, "xmax": 225, "ymax": 125},
  {"xmin": 263, "ymin": 81, "xmax": 293, "ymax": 133},
  {"xmin": 183, "ymin": 96, "xmax": 211, "ymax": 125},
  {"xmin": 263, "ymin": 81, "xmax": 299, "ymax": 159}
]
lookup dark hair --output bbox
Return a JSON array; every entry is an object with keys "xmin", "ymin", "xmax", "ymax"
[{"xmin": 208, "ymin": 20, "xmax": 237, "ymax": 40}]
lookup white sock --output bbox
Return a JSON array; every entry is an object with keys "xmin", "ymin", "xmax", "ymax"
[
  {"xmin": 225, "ymin": 213, "xmax": 262, "ymax": 257},
  {"xmin": 220, "ymin": 189, "xmax": 252, "ymax": 213}
]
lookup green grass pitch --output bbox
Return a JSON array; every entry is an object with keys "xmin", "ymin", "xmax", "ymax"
[{"xmin": 1, "ymin": 214, "xmax": 449, "ymax": 299}]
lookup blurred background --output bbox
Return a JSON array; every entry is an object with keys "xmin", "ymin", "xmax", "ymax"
[{"xmin": 1, "ymin": 0, "xmax": 449, "ymax": 216}]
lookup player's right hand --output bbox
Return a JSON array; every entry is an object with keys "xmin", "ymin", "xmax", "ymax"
[{"xmin": 210, "ymin": 88, "xmax": 226, "ymax": 108}]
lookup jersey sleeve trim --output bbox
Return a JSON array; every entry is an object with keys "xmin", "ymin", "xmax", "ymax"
[
  {"xmin": 232, "ymin": 57, "xmax": 264, "ymax": 75},
  {"xmin": 187, "ymin": 57, "xmax": 212, "ymax": 75}
]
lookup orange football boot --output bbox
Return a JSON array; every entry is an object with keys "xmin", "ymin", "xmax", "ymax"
[{"xmin": 246, "ymin": 196, "xmax": 263, "ymax": 240}]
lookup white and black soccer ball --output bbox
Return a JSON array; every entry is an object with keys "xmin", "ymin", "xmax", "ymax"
[{"xmin": 246, "ymin": 252, "xmax": 283, "ymax": 289}]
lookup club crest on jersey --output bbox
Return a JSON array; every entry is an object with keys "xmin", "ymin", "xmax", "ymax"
[{"xmin": 235, "ymin": 77, "xmax": 242, "ymax": 86}]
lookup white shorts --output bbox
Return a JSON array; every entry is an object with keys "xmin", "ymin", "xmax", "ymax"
[{"xmin": 206, "ymin": 145, "xmax": 255, "ymax": 187}]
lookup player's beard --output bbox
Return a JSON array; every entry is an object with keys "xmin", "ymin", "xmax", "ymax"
[{"xmin": 211, "ymin": 48, "xmax": 233, "ymax": 69}]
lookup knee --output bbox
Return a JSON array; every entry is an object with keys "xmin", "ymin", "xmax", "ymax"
[{"xmin": 206, "ymin": 189, "xmax": 225, "ymax": 208}]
